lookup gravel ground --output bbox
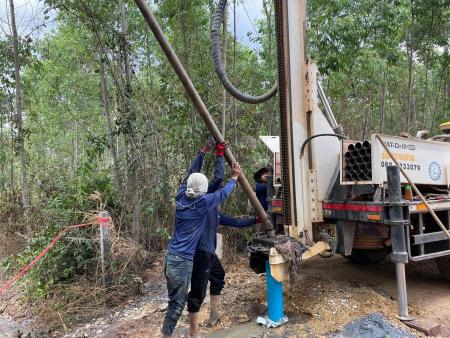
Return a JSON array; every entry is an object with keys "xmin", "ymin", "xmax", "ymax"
[
  {"xmin": 328, "ymin": 313, "xmax": 416, "ymax": 338},
  {"xmin": 1, "ymin": 254, "xmax": 449, "ymax": 337}
]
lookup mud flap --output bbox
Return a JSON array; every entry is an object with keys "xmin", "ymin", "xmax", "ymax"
[{"xmin": 337, "ymin": 220, "xmax": 356, "ymax": 256}]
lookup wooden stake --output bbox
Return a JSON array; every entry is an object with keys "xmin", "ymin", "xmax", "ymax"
[{"xmin": 99, "ymin": 211, "xmax": 112, "ymax": 287}]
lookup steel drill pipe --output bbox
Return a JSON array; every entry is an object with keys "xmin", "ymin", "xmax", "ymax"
[
  {"xmin": 350, "ymin": 165, "xmax": 360, "ymax": 172},
  {"xmin": 134, "ymin": 0, "xmax": 273, "ymax": 231},
  {"xmin": 355, "ymin": 142, "xmax": 362, "ymax": 150},
  {"xmin": 356, "ymin": 151, "xmax": 366, "ymax": 160},
  {"xmin": 359, "ymin": 148, "xmax": 368, "ymax": 156},
  {"xmin": 350, "ymin": 149, "xmax": 359, "ymax": 157},
  {"xmin": 348, "ymin": 144, "xmax": 355, "ymax": 151},
  {"xmin": 357, "ymin": 172, "xmax": 367, "ymax": 181},
  {"xmin": 356, "ymin": 164, "xmax": 366, "ymax": 172},
  {"xmin": 362, "ymin": 140, "xmax": 371, "ymax": 149}
]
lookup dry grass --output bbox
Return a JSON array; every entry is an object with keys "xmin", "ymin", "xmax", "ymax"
[
  {"xmin": 38, "ymin": 226, "xmax": 153, "ymax": 330},
  {"xmin": 0, "ymin": 195, "xmax": 26, "ymax": 259},
  {"xmin": 1, "ymin": 211, "xmax": 155, "ymax": 334}
]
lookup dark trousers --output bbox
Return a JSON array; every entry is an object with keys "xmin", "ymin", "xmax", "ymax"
[
  {"xmin": 187, "ymin": 249, "xmax": 225, "ymax": 313},
  {"xmin": 161, "ymin": 253, "xmax": 193, "ymax": 336}
]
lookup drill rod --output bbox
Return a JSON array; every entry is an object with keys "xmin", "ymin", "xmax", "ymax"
[{"xmin": 134, "ymin": 0, "xmax": 273, "ymax": 231}]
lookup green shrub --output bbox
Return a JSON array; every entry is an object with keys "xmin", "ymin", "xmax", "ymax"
[{"xmin": 3, "ymin": 169, "xmax": 116, "ymax": 298}]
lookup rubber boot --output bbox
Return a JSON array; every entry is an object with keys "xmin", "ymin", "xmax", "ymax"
[
  {"xmin": 188, "ymin": 312, "xmax": 200, "ymax": 338},
  {"xmin": 209, "ymin": 295, "xmax": 220, "ymax": 325}
]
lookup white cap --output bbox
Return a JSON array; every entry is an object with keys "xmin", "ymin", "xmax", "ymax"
[{"xmin": 186, "ymin": 173, "xmax": 209, "ymax": 198}]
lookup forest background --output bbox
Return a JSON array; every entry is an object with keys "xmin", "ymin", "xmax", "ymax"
[{"xmin": 0, "ymin": 0, "xmax": 448, "ymax": 329}]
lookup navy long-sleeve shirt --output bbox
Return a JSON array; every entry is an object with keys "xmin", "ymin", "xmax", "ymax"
[
  {"xmin": 255, "ymin": 182, "xmax": 268, "ymax": 210},
  {"xmin": 175, "ymin": 152, "xmax": 206, "ymax": 200},
  {"xmin": 168, "ymin": 153, "xmax": 237, "ymax": 260},
  {"xmin": 195, "ymin": 154, "xmax": 256, "ymax": 254},
  {"xmin": 198, "ymin": 212, "xmax": 256, "ymax": 254},
  {"xmin": 208, "ymin": 156, "xmax": 224, "ymax": 193}
]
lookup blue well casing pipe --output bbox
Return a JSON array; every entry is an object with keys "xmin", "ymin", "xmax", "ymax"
[{"xmin": 266, "ymin": 260, "xmax": 284, "ymax": 322}]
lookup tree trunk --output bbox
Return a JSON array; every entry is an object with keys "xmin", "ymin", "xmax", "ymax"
[
  {"xmin": 70, "ymin": 136, "xmax": 77, "ymax": 176},
  {"xmin": 406, "ymin": 31, "xmax": 413, "ymax": 131},
  {"xmin": 405, "ymin": 1, "xmax": 415, "ymax": 132},
  {"xmin": 8, "ymin": 104, "xmax": 15, "ymax": 202},
  {"xmin": 119, "ymin": 0, "xmax": 141, "ymax": 242},
  {"xmin": 99, "ymin": 59, "xmax": 121, "ymax": 194},
  {"xmin": 263, "ymin": 0, "xmax": 272, "ymax": 61},
  {"xmin": 220, "ymin": 3, "xmax": 227, "ymax": 137},
  {"xmin": 9, "ymin": 0, "xmax": 30, "ymax": 213},
  {"xmin": 0, "ymin": 108, "xmax": 4, "ymax": 192},
  {"xmin": 362, "ymin": 82, "xmax": 373, "ymax": 140},
  {"xmin": 444, "ymin": 45, "xmax": 449, "ymax": 116},
  {"xmin": 379, "ymin": 68, "xmax": 387, "ymax": 134},
  {"xmin": 423, "ymin": 53, "xmax": 429, "ymax": 127},
  {"xmin": 232, "ymin": 0, "xmax": 237, "ymax": 144},
  {"xmin": 362, "ymin": 107, "xmax": 370, "ymax": 140}
]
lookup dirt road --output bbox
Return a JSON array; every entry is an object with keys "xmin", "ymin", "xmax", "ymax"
[
  {"xmin": 301, "ymin": 255, "xmax": 450, "ymax": 335},
  {"xmin": 298, "ymin": 255, "xmax": 449, "ymax": 336},
  {"xmin": 57, "ymin": 254, "xmax": 449, "ymax": 337}
]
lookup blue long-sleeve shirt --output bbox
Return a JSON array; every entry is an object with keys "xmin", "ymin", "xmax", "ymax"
[
  {"xmin": 208, "ymin": 156, "xmax": 224, "ymax": 193},
  {"xmin": 169, "ymin": 153, "xmax": 237, "ymax": 260},
  {"xmin": 198, "ymin": 211, "xmax": 257, "ymax": 254},
  {"xmin": 255, "ymin": 182, "xmax": 268, "ymax": 210},
  {"xmin": 177, "ymin": 151, "xmax": 256, "ymax": 255},
  {"xmin": 196, "ymin": 155, "xmax": 256, "ymax": 253},
  {"xmin": 176, "ymin": 152, "xmax": 206, "ymax": 200},
  {"xmin": 176, "ymin": 152, "xmax": 223, "ymax": 197}
]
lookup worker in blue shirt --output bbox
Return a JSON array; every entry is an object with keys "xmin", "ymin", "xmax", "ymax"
[
  {"xmin": 254, "ymin": 166, "xmax": 271, "ymax": 211},
  {"xmin": 161, "ymin": 143, "xmax": 241, "ymax": 338},
  {"xmin": 186, "ymin": 141, "xmax": 261, "ymax": 338}
]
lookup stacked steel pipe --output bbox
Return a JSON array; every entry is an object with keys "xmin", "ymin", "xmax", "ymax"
[{"xmin": 343, "ymin": 141, "xmax": 372, "ymax": 181}]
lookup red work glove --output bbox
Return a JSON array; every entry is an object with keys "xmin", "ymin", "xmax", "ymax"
[
  {"xmin": 216, "ymin": 141, "xmax": 228, "ymax": 156},
  {"xmin": 201, "ymin": 137, "xmax": 214, "ymax": 153},
  {"xmin": 256, "ymin": 215, "xmax": 263, "ymax": 224}
]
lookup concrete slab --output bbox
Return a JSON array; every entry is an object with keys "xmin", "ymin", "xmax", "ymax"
[{"xmin": 405, "ymin": 318, "xmax": 442, "ymax": 336}]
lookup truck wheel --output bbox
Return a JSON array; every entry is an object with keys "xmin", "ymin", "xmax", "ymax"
[
  {"xmin": 344, "ymin": 248, "xmax": 390, "ymax": 265},
  {"xmin": 436, "ymin": 256, "xmax": 450, "ymax": 281}
]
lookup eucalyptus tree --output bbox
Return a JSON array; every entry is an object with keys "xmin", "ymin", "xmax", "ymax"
[
  {"xmin": 8, "ymin": 0, "xmax": 30, "ymax": 212},
  {"xmin": 307, "ymin": 0, "xmax": 448, "ymax": 137}
]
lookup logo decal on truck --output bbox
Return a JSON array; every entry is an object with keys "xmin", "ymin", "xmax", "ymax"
[
  {"xmin": 428, "ymin": 161, "xmax": 441, "ymax": 181},
  {"xmin": 385, "ymin": 141, "xmax": 416, "ymax": 151}
]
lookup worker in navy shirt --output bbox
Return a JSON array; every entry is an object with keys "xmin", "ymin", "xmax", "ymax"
[
  {"xmin": 254, "ymin": 166, "xmax": 271, "ymax": 210},
  {"xmin": 186, "ymin": 141, "xmax": 261, "ymax": 337},
  {"xmin": 161, "ymin": 144, "xmax": 241, "ymax": 338}
]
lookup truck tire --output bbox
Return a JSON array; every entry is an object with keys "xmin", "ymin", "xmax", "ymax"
[
  {"xmin": 436, "ymin": 256, "xmax": 450, "ymax": 281},
  {"xmin": 344, "ymin": 248, "xmax": 390, "ymax": 265}
]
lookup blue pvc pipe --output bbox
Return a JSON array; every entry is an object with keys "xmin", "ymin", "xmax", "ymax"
[{"xmin": 266, "ymin": 260, "xmax": 284, "ymax": 322}]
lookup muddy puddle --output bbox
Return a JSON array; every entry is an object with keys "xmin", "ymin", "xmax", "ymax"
[
  {"xmin": 206, "ymin": 313, "xmax": 314, "ymax": 338},
  {"xmin": 206, "ymin": 322, "xmax": 266, "ymax": 338},
  {"xmin": 0, "ymin": 315, "xmax": 31, "ymax": 338}
]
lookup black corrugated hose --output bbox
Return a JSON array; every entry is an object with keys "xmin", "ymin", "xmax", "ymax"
[
  {"xmin": 300, "ymin": 133, "xmax": 347, "ymax": 157},
  {"xmin": 211, "ymin": 0, "xmax": 277, "ymax": 104}
]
